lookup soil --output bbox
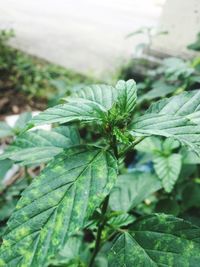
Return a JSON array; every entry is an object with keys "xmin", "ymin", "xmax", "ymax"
[{"xmin": 0, "ymin": 88, "xmax": 47, "ymax": 120}]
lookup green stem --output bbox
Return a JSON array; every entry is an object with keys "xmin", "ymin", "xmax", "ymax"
[
  {"xmin": 88, "ymin": 195, "xmax": 109, "ymax": 267},
  {"xmin": 119, "ymin": 137, "xmax": 144, "ymax": 158},
  {"xmin": 88, "ymin": 131, "xmax": 119, "ymax": 267}
]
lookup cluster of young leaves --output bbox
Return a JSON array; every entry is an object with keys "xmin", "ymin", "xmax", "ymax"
[{"xmin": 0, "ymin": 80, "xmax": 200, "ymax": 267}]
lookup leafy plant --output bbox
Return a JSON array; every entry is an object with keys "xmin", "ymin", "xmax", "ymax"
[{"xmin": 0, "ymin": 80, "xmax": 200, "ymax": 267}]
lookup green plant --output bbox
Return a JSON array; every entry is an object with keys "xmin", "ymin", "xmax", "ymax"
[{"xmin": 0, "ymin": 80, "xmax": 200, "ymax": 266}]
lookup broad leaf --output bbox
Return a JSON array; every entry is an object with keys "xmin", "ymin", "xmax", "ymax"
[
  {"xmin": 148, "ymin": 90, "xmax": 200, "ymax": 124},
  {"xmin": 29, "ymin": 98, "xmax": 107, "ymax": 127},
  {"xmin": 131, "ymin": 90, "xmax": 200, "ymax": 154},
  {"xmin": 153, "ymin": 153, "xmax": 182, "ymax": 192},
  {"xmin": 0, "ymin": 146, "xmax": 118, "ymax": 267},
  {"xmin": 109, "ymin": 171, "xmax": 161, "ymax": 211},
  {"xmin": 108, "ymin": 214, "xmax": 200, "ymax": 266},
  {"xmin": 0, "ymin": 126, "xmax": 80, "ymax": 165},
  {"xmin": 115, "ymin": 80, "xmax": 137, "ymax": 114},
  {"xmin": 71, "ymin": 84, "xmax": 117, "ymax": 110}
]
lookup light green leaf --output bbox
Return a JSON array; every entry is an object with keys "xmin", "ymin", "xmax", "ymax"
[
  {"xmin": 0, "ymin": 159, "xmax": 13, "ymax": 182},
  {"xmin": 115, "ymin": 80, "xmax": 137, "ymax": 114},
  {"xmin": 131, "ymin": 91, "xmax": 200, "ymax": 154},
  {"xmin": 14, "ymin": 112, "xmax": 32, "ymax": 131},
  {"xmin": 148, "ymin": 90, "xmax": 200, "ymax": 124},
  {"xmin": 138, "ymin": 81, "xmax": 175, "ymax": 103},
  {"xmin": 153, "ymin": 153, "xmax": 182, "ymax": 192},
  {"xmin": 29, "ymin": 98, "xmax": 107, "ymax": 127},
  {"xmin": 0, "ymin": 146, "xmax": 118, "ymax": 267},
  {"xmin": 109, "ymin": 171, "xmax": 161, "ymax": 211},
  {"xmin": 108, "ymin": 214, "xmax": 200, "ymax": 267},
  {"xmin": 135, "ymin": 136, "xmax": 162, "ymax": 153},
  {"xmin": 0, "ymin": 126, "xmax": 80, "ymax": 165},
  {"xmin": 0, "ymin": 122, "xmax": 13, "ymax": 138}
]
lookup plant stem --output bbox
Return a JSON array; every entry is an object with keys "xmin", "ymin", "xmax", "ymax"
[
  {"xmin": 119, "ymin": 137, "xmax": 145, "ymax": 158},
  {"xmin": 88, "ymin": 131, "xmax": 119, "ymax": 267},
  {"xmin": 88, "ymin": 195, "xmax": 109, "ymax": 267}
]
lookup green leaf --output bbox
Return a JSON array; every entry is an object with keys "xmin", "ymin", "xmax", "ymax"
[
  {"xmin": 71, "ymin": 84, "xmax": 117, "ymax": 110},
  {"xmin": 0, "ymin": 126, "xmax": 80, "ymax": 165},
  {"xmin": 153, "ymin": 153, "xmax": 182, "ymax": 192},
  {"xmin": 131, "ymin": 91, "xmax": 200, "ymax": 154},
  {"xmin": 49, "ymin": 233, "xmax": 89, "ymax": 266},
  {"xmin": 0, "ymin": 122, "xmax": 13, "ymax": 138},
  {"xmin": 115, "ymin": 80, "xmax": 137, "ymax": 114},
  {"xmin": 14, "ymin": 112, "xmax": 32, "ymax": 131},
  {"xmin": 109, "ymin": 171, "xmax": 161, "ymax": 211},
  {"xmin": 0, "ymin": 159, "xmax": 13, "ymax": 181},
  {"xmin": 148, "ymin": 90, "xmax": 200, "ymax": 124},
  {"xmin": 0, "ymin": 146, "xmax": 118, "ymax": 267},
  {"xmin": 108, "ymin": 213, "xmax": 135, "ymax": 229},
  {"xmin": 108, "ymin": 214, "xmax": 200, "ymax": 267},
  {"xmin": 138, "ymin": 81, "xmax": 175, "ymax": 103},
  {"xmin": 29, "ymin": 98, "xmax": 107, "ymax": 127}
]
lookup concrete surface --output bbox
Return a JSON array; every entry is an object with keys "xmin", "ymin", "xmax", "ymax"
[
  {"xmin": 0, "ymin": 0, "xmax": 164, "ymax": 79},
  {"xmin": 151, "ymin": 0, "xmax": 200, "ymax": 58}
]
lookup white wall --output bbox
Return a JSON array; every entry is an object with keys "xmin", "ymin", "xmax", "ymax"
[
  {"xmin": 151, "ymin": 0, "xmax": 200, "ymax": 58},
  {"xmin": 0, "ymin": 0, "xmax": 163, "ymax": 79}
]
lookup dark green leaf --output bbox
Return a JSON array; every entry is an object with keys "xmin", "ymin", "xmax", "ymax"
[
  {"xmin": 0, "ymin": 146, "xmax": 118, "ymax": 266},
  {"xmin": 108, "ymin": 214, "xmax": 200, "ymax": 266}
]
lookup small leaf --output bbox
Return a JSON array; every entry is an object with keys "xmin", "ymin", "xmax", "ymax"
[
  {"xmin": 0, "ymin": 126, "xmax": 80, "ymax": 165},
  {"xmin": 108, "ymin": 213, "xmax": 135, "ymax": 229},
  {"xmin": 14, "ymin": 112, "xmax": 32, "ymax": 131},
  {"xmin": 0, "ymin": 146, "xmax": 118, "ymax": 266},
  {"xmin": 0, "ymin": 122, "xmax": 13, "ymax": 138},
  {"xmin": 109, "ymin": 171, "xmax": 161, "ymax": 211},
  {"xmin": 108, "ymin": 214, "xmax": 200, "ymax": 267},
  {"xmin": 115, "ymin": 80, "xmax": 137, "ymax": 114},
  {"xmin": 153, "ymin": 153, "xmax": 182, "ymax": 192}
]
